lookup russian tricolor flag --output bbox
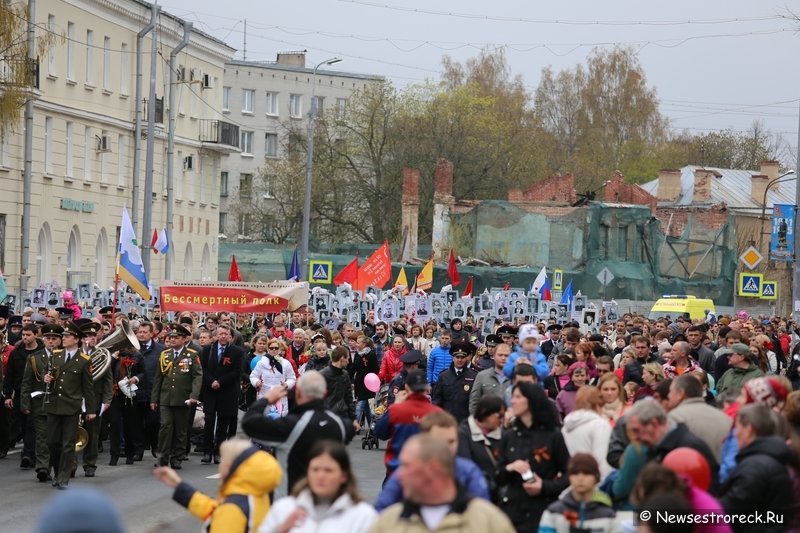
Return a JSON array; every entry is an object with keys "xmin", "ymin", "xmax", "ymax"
[{"xmin": 533, "ymin": 266, "xmax": 551, "ymax": 301}]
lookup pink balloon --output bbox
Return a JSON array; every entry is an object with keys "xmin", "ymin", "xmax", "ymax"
[{"xmin": 364, "ymin": 373, "xmax": 381, "ymax": 393}]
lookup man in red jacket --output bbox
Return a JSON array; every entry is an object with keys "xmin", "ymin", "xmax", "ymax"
[{"xmin": 373, "ymin": 369, "xmax": 442, "ymax": 481}]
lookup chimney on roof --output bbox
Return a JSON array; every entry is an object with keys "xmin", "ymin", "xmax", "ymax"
[
  {"xmin": 760, "ymin": 160, "xmax": 780, "ymax": 191},
  {"xmin": 692, "ymin": 169, "xmax": 713, "ymax": 203},
  {"xmin": 276, "ymin": 51, "xmax": 306, "ymax": 68},
  {"xmin": 656, "ymin": 169, "xmax": 682, "ymax": 202},
  {"xmin": 750, "ymin": 174, "xmax": 770, "ymax": 205}
]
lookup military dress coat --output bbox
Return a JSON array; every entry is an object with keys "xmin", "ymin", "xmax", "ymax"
[
  {"xmin": 43, "ymin": 348, "xmax": 96, "ymax": 416},
  {"xmin": 151, "ymin": 346, "xmax": 203, "ymax": 406}
]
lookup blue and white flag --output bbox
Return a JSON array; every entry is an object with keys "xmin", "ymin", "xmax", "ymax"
[{"xmin": 117, "ymin": 205, "xmax": 150, "ymax": 299}]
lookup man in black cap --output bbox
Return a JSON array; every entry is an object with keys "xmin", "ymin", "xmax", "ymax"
[
  {"xmin": 150, "ymin": 324, "xmax": 202, "ymax": 469},
  {"xmin": 20, "ymin": 323, "xmax": 60, "ymax": 482},
  {"xmin": 431, "ymin": 342, "xmax": 478, "ymax": 423},
  {"xmin": 7, "ymin": 315, "xmax": 23, "ymax": 345},
  {"xmin": 496, "ymin": 325, "xmax": 517, "ymax": 347},
  {"xmin": 541, "ymin": 324, "xmax": 562, "ymax": 364},
  {"xmin": 44, "ymin": 321, "xmax": 96, "ymax": 489},
  {"xmin": 4, "ymin": 322, "xmax": 44, "ymax": 460},
  {"xmin": 388, "ymin": 350, "xmax": 422, "ymax": 405},
  {"xmin": 472, "ymin": 334, "xmax": 501, "ymax": 372},
  {"xmin": 76, "ymin": 320, "xmax": 113, "ymax": 475},
  {"xmin": 54, "ymin": 308, "xmax": 73, "ymax": 327}
]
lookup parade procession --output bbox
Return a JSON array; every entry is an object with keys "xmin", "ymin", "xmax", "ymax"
[{"xmin": 5, "ymin": 0, "xmax": 800, "ymax": 531}]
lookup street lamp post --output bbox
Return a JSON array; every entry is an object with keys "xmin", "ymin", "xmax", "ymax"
[{"xmin": 301, "ymin": 57, "xmax": 343, "ymax": 278}]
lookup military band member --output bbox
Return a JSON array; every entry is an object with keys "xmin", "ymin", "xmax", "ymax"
[
  {"xmin": 150, "ymin": 324, "xmax": 202, "ymax": 469},
  {"xmin": 20, "ymin": 323, "xmax": 63, "ymax": 482},
  {"xmin": 44, "ymin": 321, "xmax": 96, "ymax": 489},
  {"xmin": 76, "ymin": 320, "xmax": 112, "ymax": 476}
]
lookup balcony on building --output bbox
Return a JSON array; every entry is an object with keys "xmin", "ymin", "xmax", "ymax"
[{"xmin": 199, "ymin": 119, "xmax": 240, "ymax": 153}]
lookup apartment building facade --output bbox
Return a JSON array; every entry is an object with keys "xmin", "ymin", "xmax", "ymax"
[
  {"xmin": 219, "ymin": 53, "xmax": 382, "ymax": 241},
  {"xmin": 0, "ymin": 0, "xmax": 237, "ymax": 299}
]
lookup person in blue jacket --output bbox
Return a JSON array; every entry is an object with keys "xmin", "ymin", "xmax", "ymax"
[
  {"xmin": 503, "ymin": 324, "xmax": 549, "ymax": 382},
  {"xmin": 426, "ymin": 329, "xmax": 453, "ymax": 387},
  {"xmin": 374, "ymin": 410, "xmax": 489, "ymax": 511}
]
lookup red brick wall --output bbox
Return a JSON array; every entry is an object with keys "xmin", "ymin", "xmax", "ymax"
[
  {"xmin": 507, "ymin": 188, "xmax": 523, "ymax": 202},
  {"xmin": 604, "ymin": 171, "xmax": 658, "ymax": 213},
  {"xmin": 654, "ymin": 204, "xmax": 729, "ymax": 238},
  {"xmin": 521, "ymin": 174, "xmax": 576, "ymax": 203},
  {"xmin": 434, "ymin": 159, "xmax": 454, "ymax": 197},
  {"xmin": 402, "ymin": 168, "xmax": 420, "ymax": 205}
]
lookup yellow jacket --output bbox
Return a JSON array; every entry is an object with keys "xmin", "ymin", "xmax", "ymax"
[{"xmin": 173, "ymin": 446, "xmax": 282, "ymax": 533}]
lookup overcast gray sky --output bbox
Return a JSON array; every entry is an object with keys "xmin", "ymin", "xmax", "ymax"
[{"xmin": 160, "ymin": 0, "xmax": 800, "ymax": 144}]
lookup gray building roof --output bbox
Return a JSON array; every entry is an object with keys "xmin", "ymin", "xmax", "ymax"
[
  {"xmin": 225, "ymin": 59, "xmax": 384, "ymax": 81},
  {"xmin": 639, "ymin": 165, "xmax": 796, "ymax": 215}
]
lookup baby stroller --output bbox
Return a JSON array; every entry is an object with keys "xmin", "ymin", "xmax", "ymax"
[{"xmin": 362, "ymin": 383, "xmax": 390, "ymax": 450}]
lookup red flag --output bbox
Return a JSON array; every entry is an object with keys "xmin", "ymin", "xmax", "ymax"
[
  {"xmin": 447, "ymin": 249, "xmax": 461, "ymax": 287},
  {"xmin": 462, "ymin": 276, "xmax": 473, "ymax": 298},
  {"xmin": 228, "ymin": 255, "xmax": 243, "ymax": 282},
  {"xmin": 150, "ymin": 229, "xmax": 158, "ymax": 254},
  {"xmin": 503, "ymin": 281, "xmax": 510, "ymax": 290},
  {"xmin": 354, "ymin": 240, "xmax": 391, "ymax": 291},
  {"xmin": 334, "ymin": 255, "xmax": 359, "ymax": 286}
]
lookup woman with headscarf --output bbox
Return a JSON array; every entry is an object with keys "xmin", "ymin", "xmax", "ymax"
[
  {"xmin": 250, "ymin": 339, "xmax": 297, "ymax": 417},
  {"xmin": 555, "ymin": 362, "xmax": 588, "ymax": 421}
]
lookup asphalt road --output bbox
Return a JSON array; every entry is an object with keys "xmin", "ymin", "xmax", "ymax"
[{"xmin": 0, "ymin": 429, "xmax": 387, "ymax": 533}]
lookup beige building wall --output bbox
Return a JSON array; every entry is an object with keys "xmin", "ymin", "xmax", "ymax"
[{"xmin": 0, "ymin": 0, "xmax": 236, "ymax": 299}]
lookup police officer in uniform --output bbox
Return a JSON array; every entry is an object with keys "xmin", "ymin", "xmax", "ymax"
[
  {"xmin": 20, "ymin": 323, "xmax": 62, "ymax": 482},
  {"xmin": 150, "ymin": 324, "xmax": 202, "ymax": 469},
  {"xmin": 388, "ymin": 350, "xmax": 423, "ymax": 405},
  {"xmin": 76, "ymin": 320, "xmax": 112, "ymax": 476},
  {"xmin": 44, "ymin": 321, "xmax": 96, "ymax": 489},
  {"xmin": 431, "ymin": 342, "xmax": 478, "ymax": 423}
]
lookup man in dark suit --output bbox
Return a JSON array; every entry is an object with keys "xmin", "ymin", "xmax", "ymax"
[
  {"xmin": 200, "ymin": 324, "xmax": 244, "ymax": 464},
  {"xmin": 133, "ymin": 321, "xmax": 165, "ymax": 460}
]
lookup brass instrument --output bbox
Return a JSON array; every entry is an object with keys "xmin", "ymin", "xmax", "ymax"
[
  {"xmin": 43, "ymin": 358, "xmax": 60, "ymax": 404},
  {"xmin": 75, "ymin": 416, "xmax": 88, "ymax": 452},
  {"xmin": 90, "ymin": 321, "xmax": 140, "ymax": 381}
]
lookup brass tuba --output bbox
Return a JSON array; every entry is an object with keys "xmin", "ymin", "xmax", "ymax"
[{"xmin": 90, "ymin": 321, "xmax": 140, "ymax": 380}]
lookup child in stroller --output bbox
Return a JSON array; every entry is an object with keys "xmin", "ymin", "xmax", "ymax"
[{"xmin": 362, "ymin": 383, "xmax": 390, "ymax": 450}]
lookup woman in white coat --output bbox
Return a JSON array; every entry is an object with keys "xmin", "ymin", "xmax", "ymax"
[
  {"xmin": 560, "ymin": 385, "xmax": 613, "ymax": 482},
  {"xmin": 258, "ymin": 440, "xmax": 377, "ymax": 533},
  {"xmin": 250, "ymin": 338, "xmax": 297, "ymax": 417}
]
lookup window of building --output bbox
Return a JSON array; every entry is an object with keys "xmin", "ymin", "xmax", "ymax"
[
  {"xmin": 120, "ymin": 43, "xmax": 128, "ymax": 95},
  {"xmin": 219, "ymin": 212, "xmax": 227, "ymax": 233},
  {"xmin": 84, "ymin": 125, "xmax": 92, "ymax": 180},
  {"xmin": 265, "ymin": 133, "xmax": 277, "ymax": 157},
  {"xmin": 47, "ymin": 15, "xmax": 56, "ymax": 77},
  {"xmin": 95, "ymin": 229, "xmax": 107, "ymax": 288},
  {"xmin": 103, "ymin": 37, "xmax": 111, "ymax": 90},
  {"xmin": 239, "ymin": 173, "xmax": 252, "ymax": 198},
  {"xmin": 312, "ymin": 96, "xmax": 324, "ymax": 115},
  {"xmin": 67, "ymin": 22, "xmax": 75, "ymax": 81},
  {"xmin": 289, "ymin": 94, "xmax": 302, "ymax": 117},
  {"xmin": 85, "ymin": 30, "xmax": 93, "ymax": 86},
  {"xmin": 262, "ymin": 216, "xmax": 275, "ymax": 241},
  {"xmin": 220, "ymin": 171, "xmax": 228, "ymax": 197},
  {"xmin": 222, "ymin": 86, "xmax": 230, "ymax": 111},
  {"xmin": 239, "ymin": 213, "xmax": 253, "ymax": 235},
  {"xmin": 117, "ymin": 134, "xmax": 125, "ymax": 186},
  {"xmin": 36, "ymin": 226, "xmax": 51, "ymax": 284},
  {"xmin": 336, "ymin": 97, "xmax": 347, "ymax": 118},
  {"xmin": 266, "ymin": 92, "xmax": 278, "ymax": 115},
  {"xmin": 241, "ymin": 131, "xmax": 253, "ymax": 155},
  {"xmin": 44, "ymin": 117, "xmax": 53, "ymax": 174},
  {"xmin": 242, "ymin": 89, "xmax": 254, "ymax": 113},
  {"xmin": 100, "ymin": 129, "xmax": 108, "ymax": 183},
  {"xmin": 65, "ymin": 122, "xmax": 73, "ymax": 177},
  {"xmin": 67, "ymin": 227, "xmax": 80, "ymax": 270},
  {"xmin": 0, "ymin": 136, "xmax": 7, "ymax": 168},
  {"xmin": 618, "ymin": 226, "xmax": 629, "ymax": 261},
  {"xmin": 264, "ymin": 174, "xmax": 276, "ymax": 198}
]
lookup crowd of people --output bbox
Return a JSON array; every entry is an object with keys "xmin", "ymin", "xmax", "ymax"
[{"xmin": 5, "ymin": 301, "xmax": 800, "ymax": 532}]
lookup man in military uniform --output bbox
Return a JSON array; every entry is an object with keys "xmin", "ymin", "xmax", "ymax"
[
  {"xmin": 472, "ymin": 334, "xmax": 501, "ymax": 372},
  {"xmin": 388, "ymin": 350, "xmax": 422, "ymax": 405},
  {"xmin": 431, "ymin": 342, "xmax": 478, "ymax": 423},
  {"xmin": 44, "ymin": 321, "xmax": 96, "ymax": 489},
  {"xmin": 20, "ymin": 323, "xmax": 62, "ymax": 482},
  {"xmin": 76, "ymin": 320, "xmax": 112, "ymax": 476},
  {"xmin": 150, "ymin": 324, "xmax": 202, "ymax": 469}
]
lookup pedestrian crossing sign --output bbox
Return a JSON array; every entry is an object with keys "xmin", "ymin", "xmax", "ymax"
[
  {"xmin": 761, "ymin": 281, "xmax": 777, "ymax": 300},
  {"xmin": 309, "ymin": 261, "xmax": 333, "ymax": 283},
  {"xmin": 738, "ymin": 273, "xmax": 763, "ymax": 297}
]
